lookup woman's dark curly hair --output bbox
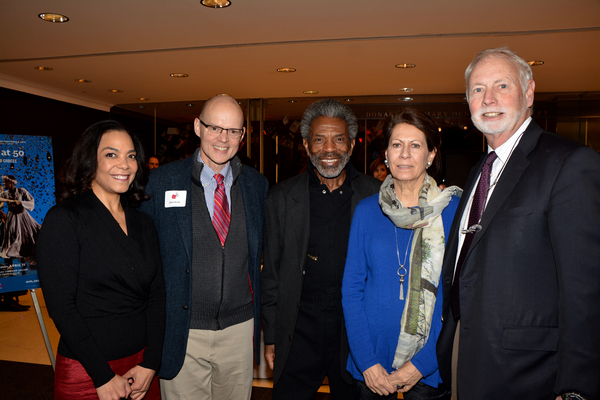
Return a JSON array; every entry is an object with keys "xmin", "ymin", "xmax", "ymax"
[
  {"xmin": 381, "ymin": 108, "xmax": 442, "ymax": 176},
  {"xmin": 57, "ymin": 120, "xmax": 148, "ymax": 207}
]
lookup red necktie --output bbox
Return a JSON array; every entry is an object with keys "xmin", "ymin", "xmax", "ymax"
[
  {"xmin": 450, "ymin": 151, "xmax": 497, "ymax": 319},
  {"xmin": 212, "ymin": 174, "xmax": 230, "ymax": 246}
]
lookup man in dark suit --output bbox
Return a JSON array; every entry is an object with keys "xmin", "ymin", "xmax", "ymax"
[
  {"xmin": 140, "ymin": 95, "xmax": 268, "ymax": 400},
  {"xmin": 262, "ymin": 99, "xmax": 381, "ymax": 400},
  {"xmin": 436, "ymin": 47, "xmax": 600, "ymax": 400}
]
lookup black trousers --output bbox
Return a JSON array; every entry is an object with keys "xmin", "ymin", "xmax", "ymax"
[
  {"xmin": 353, "ymin": 379, "xmax": 451, "ymax": 400},
  {"xmin": 273, "ymin": 296, "xmax": 354, "ymax": 400}
]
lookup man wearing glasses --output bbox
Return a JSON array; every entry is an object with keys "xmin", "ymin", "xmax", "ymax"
[{"xmin": 140, "ymin": 95, "xmax": 268, "ymax": 400}]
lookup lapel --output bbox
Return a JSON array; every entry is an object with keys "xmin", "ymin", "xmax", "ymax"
[
  {"xmin": 467, "ymin": 121, "xmax": 542, "ymax": 254},
  {"xmin": 238, "ymin": 166, "xmax": 258, "ymax": 258},
  {"xmin": 173, "ymin": 157, "xmax": 194, "ymax": 265},
  {"xmin": 290, "ymin": 172, "xmax": 310, "ymax": 273}
]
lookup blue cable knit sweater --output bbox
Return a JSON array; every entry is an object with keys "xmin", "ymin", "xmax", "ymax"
[{"xmin": 342, "ymin": 193, "xmax": 459, "ymax": 388}]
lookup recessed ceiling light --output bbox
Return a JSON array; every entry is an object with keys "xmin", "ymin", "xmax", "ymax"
[
  {"xmin": 399, "ymin": 97, "xmax": 413, "ymax": 101},
  {"xmin": 398, "ymin": 88, "xmax": 413, "ymax": 92},
  {"xmin": 187, "ymin": 103, "xmax": 195, "ymax": 107},
  {"xmin": 38, "ymin": 13, "xmax": 69, "ymax": 23},
  {"xmin": 138, "ymin": 106, "xmax": 145, "ymax": 109},
  {"xmin": 277, "ymin": 68, "xmax": 296, "ymax": 73},
  {"xmin": 527, "ymin": 60, "xmax": 544, "ymax": 66},
  {"xmin": 344, "ymin": 99, "xmax": 354, "ymax": 102},
  {"xmin": 216, "ymin": 93, "xmax": 230, "ymax": 97},
  {"xmin": 303, "ymin": 90, "xmax": 319, "ymax": 94},
  {"xmin": 75, "ymin": 79, "xmax": 91, "ymax": 83},
  {"xmin": 288, "ymin": 100, "xmax": 297, "ymax": 103},
  {"xmin": 395, "ymin": 63, "xmax": 416, "ymax": 69},
  {"xmin": 109, "ymin": 89, "xmax": 123, "ymax": 93},
  {"xmin": 170, "ymin": 73, "xmax": 189, "ymax": 78},
  {"xmin": 138, "ymin": 97, "xmax": 150, "ymax": 101},
  {"xmin": 200, "ymin": 0, "xmax": 231, "ymax": 8},
  {"xmin": 34, "ymin": 66, "xmax": 53, "ymax": 71}
]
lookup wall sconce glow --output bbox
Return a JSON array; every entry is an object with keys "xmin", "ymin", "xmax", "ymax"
[
  {"xmin": 527, "ymin": 61, "xmax": 544, "ymax": 66},
  {"xmin": 395, "ymin": 63, "xmax": 416, "ymax": 69},
  {"xmin": 277, "ymin": 68, "xmax": 296, "ymax": 73},
  {"xmin": 34, "ymin": 66, "xmax": 53, "ymax": 71},
  {"xmin": 170, "ymin": 73, "xmax": 189, "ymax": 78},
  {"xmin": 109, "ymin": 89, "xmax": 123, "ymax": 93},
  {"xmin": 38, "ymin": 13, "xmax": 69, "ymax": 23},
  {"xmin": 201, "ymin": 0, "xmax": 231, "ymax": 8},
  {"xmin": 303, "ymin": 91, "xmax": 319, "ymax": 94},
  {"xmin": 75, "ymin": 79, "xmax": 91, "ymax": 83}
]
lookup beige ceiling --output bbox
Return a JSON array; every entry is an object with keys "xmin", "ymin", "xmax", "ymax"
[{"xmin": 1, "ymin": 0, "xmax": 600, "ymax": 121}]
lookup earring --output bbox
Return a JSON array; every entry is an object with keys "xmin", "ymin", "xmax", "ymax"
[
  {"xmin": 384, "ymin": 159, "xmax": 389, "ymax": 167},
  {"xmin": 426, "ymin": 161, "xmax": 431, "ymax": 168}
]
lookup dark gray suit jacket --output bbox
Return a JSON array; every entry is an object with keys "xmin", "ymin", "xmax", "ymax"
[
  {"xmin": 262, "ymin": 165, "xmax": 381, "ymax": 383},
  {"xmin": 436, "ymin": 120, "xmax": 600, "ymax": 399},
  {"xmin": 140, "ymin": 153, "xmax": 268, "ymax": 379}
]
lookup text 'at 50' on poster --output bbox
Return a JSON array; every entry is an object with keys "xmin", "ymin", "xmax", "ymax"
[{"xmin": 0, "ymin": 135, "xmax": 55, "ymax": 293}]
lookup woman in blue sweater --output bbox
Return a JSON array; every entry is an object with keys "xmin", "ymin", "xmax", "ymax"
[{"xmin": 342, "ymin": 109, "xmax": 460, "ymax": 399}]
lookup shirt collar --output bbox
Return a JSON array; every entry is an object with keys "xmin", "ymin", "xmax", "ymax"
[{"xmin": 488, "ymin": 116, "xmax": 531, "ymax": 165}]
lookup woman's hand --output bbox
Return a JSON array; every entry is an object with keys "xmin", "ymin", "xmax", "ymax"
[
  {"xmin": 388, "ymin": 361, "xmax": 423, "ymax": 393},
  {"xmin": 123, "ymin": 365, "xmax": 156, "ymax": 400},
  {"xmin": 96, "ymin": 374, "xmax": 132, "ymax": 400},
  {"xmin": 363, "ymin": 363, "xmax": 396, "ymax": 396}
]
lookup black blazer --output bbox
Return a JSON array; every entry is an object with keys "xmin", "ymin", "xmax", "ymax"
[
  {"xmin": 436, "ymin": 120, "xmax": 600, "ymax": 399},
  {"xmin": 261, "ymin": 166, "xmax": 381, "ymax": 383}
]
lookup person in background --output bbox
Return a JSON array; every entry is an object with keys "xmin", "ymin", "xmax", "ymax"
[
  {"xmin": 148, "ymin": 156, "xmax": 160, "ymax": 170},
  {"xmin": 140, "ymin": 95, "xmax": 268, "ymax": 400},
  {"xmin": 343, "ymin": 109, "xmax": 459, "ymax": 399},
  {"xmin": 262, "ymin": 99, "xmax": 381, "ymax": 400},
  {"xmin": 37, "ymin": 120, "xmax": 165, "ymax": 400},
  {"xmin": 369, "ymin": 157, "xmax": 388, "ymax": 182},
  {"xmin": 436, "ymin": 47, "xmax": 600, "ymax": 400}
]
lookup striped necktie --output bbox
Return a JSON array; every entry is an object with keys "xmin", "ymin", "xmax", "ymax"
[{"xmin": 212, "ymin": 173, "xmax": 230, "ymax": 246}]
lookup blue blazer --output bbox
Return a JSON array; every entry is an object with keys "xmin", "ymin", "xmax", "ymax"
[{"xmin": 140, "ymin": 153, "xmax": 268, "ymax": 379}]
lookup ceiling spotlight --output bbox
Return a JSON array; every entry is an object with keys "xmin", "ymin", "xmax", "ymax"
[
  {"xmin": 303, "ymin": 90, "xmax": 319, "ymax": 94},
  {"xmin": 398, "ymin": 88, "xmax": 413, "ymax": 92},
  {"xmin": 395, "ymin": 63, "xmax": 416, "ymax": 69},
  {"xmin": 344, "ymin": 99, "xmax": 354, "ymax": 102},
  {"xmin": 399, "ymin": 97, "xmax": 413, "ymax": 101},
  {"xmin": 109, "ymin": 89, "xmax": 123, "ymax": 93},
  {"xmin": 34, "ymin": 66, "xmax": 53, "ymax": 71},
  {"xmin": 277, "ymin": 68, "xmax": 296, "ymax": 73},
  {"xmin": 216, "ymin": 93, "xmax": 230, "ymax": 97},
  {"xmin": 170, "ymin": 73, "xmax": 189, "ymax": 78},
  {"xmin": 75, "ymin": 79, "xmax": 91, "ymax": 83},
  {"xmin": 138, "ymin": 97, "xmax": 150, "ymax": 101},
  {"xmin": 138, "ymin": 106, "xmax": 145, "ymax": 109},
  {"xmin": 187, "ymin": 103, "xmax": 195, "ymax": 107},
  {"xmin": 288, "ymin": 100, "xmax": 297, "ymax": 103},
  {"xmin": 201, "ymin": 0, "xmax": 231, "ymax": 8},
  {"xmin": 527, "ymin": 60, "xmax": 544, "ymax": 66},
  {"xmin": 38, "ymin": 13, "xmax": 69, "ymax": 23}
]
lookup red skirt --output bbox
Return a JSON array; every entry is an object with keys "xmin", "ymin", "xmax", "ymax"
[{"xmin": 54, "ymin": 349, "xmax": 161, "ymax": 400}]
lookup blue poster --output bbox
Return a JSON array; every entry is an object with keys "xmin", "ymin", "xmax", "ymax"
[{"xmin": 0, "ymin": 135, "xmax": 55, "ymax": 293}]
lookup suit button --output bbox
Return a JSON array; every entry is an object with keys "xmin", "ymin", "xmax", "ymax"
[
  {"xmin": 441, "ymin": 316, "xmax": 444, "ymax": 322},
  {"xmin": 183, "ymin": 305, "xmax": 188, "ymax": 310},
  {"xmin": 186, "ymin": 269, "xmax": 190, "ymax": 274}
]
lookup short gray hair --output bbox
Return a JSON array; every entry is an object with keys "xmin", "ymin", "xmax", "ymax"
[
  {"xmin": 300, "ymin": 99, "xmax": 358, "ymax": 140},
  {"xmin": 465, "ymin": 47, "xmax": 533, "ymax": 101}
]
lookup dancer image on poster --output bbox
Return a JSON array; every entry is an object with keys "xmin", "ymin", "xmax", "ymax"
[{"xmin": 0, "ymin": 175, "xmax": 41, "ymax": 267}]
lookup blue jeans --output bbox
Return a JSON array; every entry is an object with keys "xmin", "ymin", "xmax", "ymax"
[{"xmin": 353, "ymin": 379, "xmax": 451, "ymax": 400}]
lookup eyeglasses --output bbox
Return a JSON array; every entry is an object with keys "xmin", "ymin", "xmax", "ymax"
[{"xmin": 200, "ymin": 120, "xmax": 245, "ymax": 139}]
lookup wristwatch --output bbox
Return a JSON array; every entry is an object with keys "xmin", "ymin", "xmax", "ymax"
[{"xmin": 562, "ymin": 393, "xmax": 586, "ymax": 400}]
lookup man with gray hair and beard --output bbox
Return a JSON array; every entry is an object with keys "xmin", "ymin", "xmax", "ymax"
[{"xmin": 262, "ymin": 99, "xmax": 381, "ymax": 399}]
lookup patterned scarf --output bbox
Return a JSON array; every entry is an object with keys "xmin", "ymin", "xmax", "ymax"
[{"xmin": 378, "ymin": 174, "xmax": 462, "ymax": 369}]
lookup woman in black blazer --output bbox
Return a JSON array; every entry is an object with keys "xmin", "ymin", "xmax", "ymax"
[{"xmin": 37, "ymin": 121, "xmax": 165, "ymax": 400}]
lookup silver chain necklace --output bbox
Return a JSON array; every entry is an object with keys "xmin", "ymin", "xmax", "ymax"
[{"xmin": 395, "ymin": 228, "xmax": 414, "ymax": 300}]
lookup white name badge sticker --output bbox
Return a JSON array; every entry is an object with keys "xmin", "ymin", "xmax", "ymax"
[{"xmin": 165, "ymin": 190, "xmax": 187, "ymax": 208}]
